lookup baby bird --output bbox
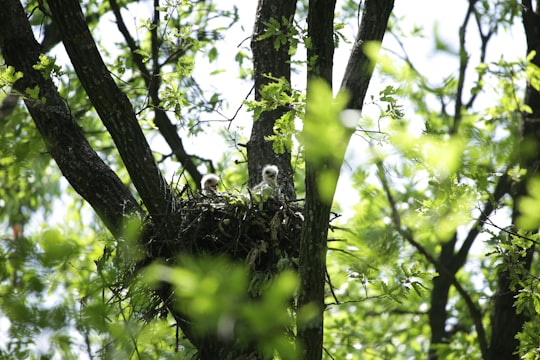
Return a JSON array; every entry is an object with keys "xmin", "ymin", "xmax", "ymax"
[
  {"xmin": 201, "ymin": 174, "xmax": 219, "ymax": 196},
  {"xmin": 252, "ymin": 165, "xmax": 279, "ymax": 200}
]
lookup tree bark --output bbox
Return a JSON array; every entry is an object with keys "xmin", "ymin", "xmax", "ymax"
[
  {"xmin": 46, "ymin": 0, "xmax": 177, "ymax": 219},
  {"xmin": 427, "ymin": 177, "xmax": 509, "ymax": 359},
  {"xmin": 427, "ymin": 238, "xmax": 456, "ymax": 359},
  {"xmin": 340, "ymin": 0, "xmax": 395, "ymax": 109},
  {"xmin": 248, "ymin": 0, "xmax": 297, "ymax": 199},
  {"xmin": 297, "ymin": 1, "xmax": 336, "ymax": 358},
  {"xmin": 0, "ymin": 0, "xmax": 142, "ymax": 236},
  {"xmin": 488, "ymin": 1, "xmax": 540, "ymax": 358},
  {"xmin": 488, "ymin": 250, "xmax": 533, "ymax": 359}
]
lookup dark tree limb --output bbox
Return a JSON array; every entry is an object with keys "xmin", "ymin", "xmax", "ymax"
[
  {"xmin": 0, "ymin": 0, "xmax": 142, "ymax": 236},
  {"xmin": 421, "ymin": 2, "xmax": 511, "ymax": 357},
  {"xmin": 454, "ymin": 173, "xmax": 511, "ymax": 268},
  {"xmin": 248, "ymin": 0, "xmax": 297, "ymax": 199},
  {"xmin": 427, "ymin": 173, "xmax": 510, "ymax": 360},
  {"xmin": 46, "ymin": 0, "xmax": 177, "ymax": 218},
  {"xmin": 0, "ymin": 93, "xmax": 19, "ymax": 118},
  {"xmin": 340, "ymin": 0, "xmax": 395, "ymax": 111},
  {"xmin": 297, "ymin": 0, "xmax": 336, "ymax": 358},
  {"xmin": 0, "ymin": 8, "xmax": 99, "ymax": 120},
  {"xmin": 451, "ymin": 0, "xmax": 477, "ymax": 134}
]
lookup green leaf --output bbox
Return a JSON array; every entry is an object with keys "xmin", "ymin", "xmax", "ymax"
[
  {"xmin": 0, "ymin": 65, "xmax": 23, "ymax": 86},
  {"xmin": 208, "ymin": 46, "xmax": 218, "ymax": 63},
  {"xmin": 25, "ymin": 85, "xmax": 40, "ymax": 100}
]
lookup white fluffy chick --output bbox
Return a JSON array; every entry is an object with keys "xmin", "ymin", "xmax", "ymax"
[
  {"xmin": 201, "ymin": 174, "xmax": 219, "ymax": 196},
  {"xmin": 252, "ymin": 165, "xmax": 279, "ymax": 200}
]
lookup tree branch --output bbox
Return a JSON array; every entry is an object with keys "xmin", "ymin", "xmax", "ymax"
[
  {"xmin": 47, "ymin": 0, "xmax": 177, "ymax": 218},
  {"xmin": 453, "ymin": 173, "xmax": 511, "ymax": 270},
  {"xmin": 340, "ymin": 0, "xmax": 395, "ymax": 110},
  {"xmin": 298, "ymin": 2, "xmax": 394, "ymax": 358},
  {"xmin": 297, "ymin": 0, "xmax": 337, "ymax": 357},
  {"xmin": 0, "ymin": 0, "xmax": 142, "ymax": 236},
  {"xmin": 451, "ymin": 0, "xmax": 477, "ymax": 134}
]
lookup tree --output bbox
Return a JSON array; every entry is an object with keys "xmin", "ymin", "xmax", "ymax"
[{"xmin": 2, "ymin": 0, "xmax": 540, "ymax": 359}]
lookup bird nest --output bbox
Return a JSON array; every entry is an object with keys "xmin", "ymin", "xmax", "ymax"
[
  {"xmin": 143, "ymin": 192, "xmax": 304, "ymax": 293},
  {"xmin": 99, "ymin": 191, "xmax": 304, "ymax": 325}
]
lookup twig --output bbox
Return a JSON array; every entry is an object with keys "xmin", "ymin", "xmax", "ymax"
[
  {"xmin": 325, "ymin": 294, "xmax": 389, "ymax": 307},
  {"xmin": 325, "ymin": 269, "xmax": 340, "ymax": 305},
  {"xmin": 323, "ymin": 346, "xmax": 337, "ymax": 360},
  {"xmin": 227, "ymin": 85, "xmax": 255, "ymax": 130},
  {"xmin": 481, "ymin": 217, "xmax": 540, "ymax": 245}
]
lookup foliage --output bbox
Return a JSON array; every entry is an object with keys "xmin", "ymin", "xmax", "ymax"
[
  {"xmin": 245, "ymin": 75, "xmax": 305, "ymax": 155},
  {"xmin": 144, "ymin": 257, "xmax": 300, "ymax": 359},
  {"xmin": 1, "ymin": 0, "xmax": 540, "ymax": 359}
]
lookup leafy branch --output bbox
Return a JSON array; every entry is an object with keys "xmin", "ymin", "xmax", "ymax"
[{"xmin": 376, "ymin": 161, "xmax": 489, "ymax": 359}]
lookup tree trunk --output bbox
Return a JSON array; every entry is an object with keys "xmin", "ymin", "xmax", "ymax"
[
  {"xmin": 488, "ymin": 249, "xmax": 534, "ymax": 359},
  {"xmin": 248, "ymin": 0, "xmax": 297, "ymax": 199},
  {"xmin": 427, "ymin": 174, "xmax": 509, "ymax": 359},
  {"xmin": 427, "ymin": 239, "xmax": 456, "ymax": 359},
  {"xmin": 297, "ymin": 1, "xmax": 336, "ymax": 358}
]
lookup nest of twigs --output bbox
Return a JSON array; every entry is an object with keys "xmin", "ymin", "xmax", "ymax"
[
  {"xmin": 106, "ymin": 190, "xmax": 304, "ymax": 323},
  {"xmin": 143, "ymin": 191, "xmax": 304, "ymax": 289},
  {"xmin": 171, "ymin": 195, "xmax": 300, "ymax": 264}
]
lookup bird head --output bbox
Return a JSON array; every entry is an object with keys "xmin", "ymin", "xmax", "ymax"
[
  {"xmin": 261, "ymin": 165, "xmax": 279, "ymax": 184},
  {"xmin": 201, "ymin": 174, "xmax": 219, "ymax": 194}
]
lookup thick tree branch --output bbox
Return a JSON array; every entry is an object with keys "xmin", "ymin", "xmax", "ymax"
[
  {"xmin": 453, "ymin": 173, "xmax": 511, "ymax": 269},
  {"xmin": 298, "ymin": 1, "xmax": 394, "ymax": 358},
  {"xmin": 297, "ymin": 0, "xmax": 336, "ymax": 357},
  {"xmin": 0, "ymin": 0, "xmax": 142, "ymax": 236},
  {"xmin": 466, "ymin": 2, "xmax": 494, "ymax": 109},
  {"xmin": 47, "ymin": 0, "xmax": 177, "ymax": 218},
  {"xmin": 488, "ymin": 2, "xmax": 540, "ymax": 358},
  {"xmin": 424, "ymin": 173, "xmax": 510, "ymax": 357},
  {"xmin": 340, "ymin": 0, "xmax": 395, "ymax": 110},
  {"xmin": 0, "ymin": 9, "xmax": 99, "ymax": 120},
  {"xmin": 451, "ymin": 0, "xmax": 477, "ymax": 134}
]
